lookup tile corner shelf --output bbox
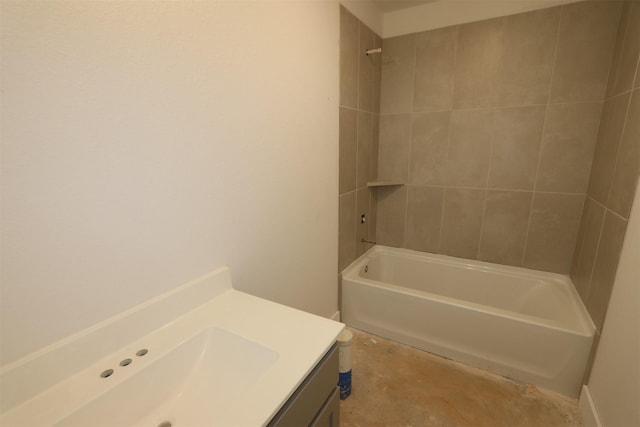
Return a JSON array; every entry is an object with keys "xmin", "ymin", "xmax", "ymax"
[{"xmin": 367, "ymin": 181, "xmax": 405, "ymax": 188}]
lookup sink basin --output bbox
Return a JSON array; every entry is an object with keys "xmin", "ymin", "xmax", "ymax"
[
  {"xmin": 1, "ymin": 267, "xmax": 343, "ymax": 427},
  {"xmin": 54, "ymin": 327, "xmax": 279, "ymax": 427}
]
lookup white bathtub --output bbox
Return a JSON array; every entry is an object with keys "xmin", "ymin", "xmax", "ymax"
[{"xmin": 341, "ymin": 245, "xmax": 595, "ymax": 397}]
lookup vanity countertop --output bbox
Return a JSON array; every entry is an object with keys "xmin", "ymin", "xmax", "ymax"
[{"xmin": 0, "ymin": 267, "xmax": 344, "ymax": 427}]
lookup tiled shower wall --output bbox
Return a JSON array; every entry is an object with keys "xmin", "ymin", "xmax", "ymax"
[
  {"xmin": 338, "ymin": 6, "xmax": 382, "ymax": 272},
  {"xmin": 571, "ymin": 0, "xmax": 640, "ymax": 332},
  {"xmin": 375, "ymin": 1, "xmax": 623, "ymax": 274}
]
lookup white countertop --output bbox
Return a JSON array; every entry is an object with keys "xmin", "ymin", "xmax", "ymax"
[{"xmin": 0, "ymin": 267, "xmax": 344, "ymax": 426}]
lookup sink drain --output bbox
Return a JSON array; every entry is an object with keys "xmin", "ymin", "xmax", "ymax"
[{"xmin": 157, "ymin": 422, "xmax": 172, "ymax": 427}]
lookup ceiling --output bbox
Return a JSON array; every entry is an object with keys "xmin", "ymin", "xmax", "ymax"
[{"xmin": 370, "ymin": 0, "xmax": 439, "ymax": 13}]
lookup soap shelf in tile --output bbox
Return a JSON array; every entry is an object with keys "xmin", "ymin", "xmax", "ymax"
[{"xmin": 366, "ymin": 181, "xmax": 404, "ymax": 187}]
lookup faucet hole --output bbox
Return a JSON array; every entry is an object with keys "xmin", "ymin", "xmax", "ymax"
[
  {"xmin": 119, "ymin": 358, "xmax": 132, "ymax": 367},
  {"xmin": 157, "ymin": 421, "xmax": 172, "ymax": 427},
  {"xmin": 100, "ymin": 369, "xmax": 114, "ymax": 378},
  {"xmin": 136, "ymin": 349, "xmax": 148, "ymax": 357}
]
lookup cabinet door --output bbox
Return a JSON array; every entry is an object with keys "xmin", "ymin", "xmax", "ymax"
[
  {"xmin": 310, "ymin": 387, "xmax": 340, "ymax": 427},
  {"xmin": 268, "ymin": 345, "xmax": 338, "ymax": 427}
]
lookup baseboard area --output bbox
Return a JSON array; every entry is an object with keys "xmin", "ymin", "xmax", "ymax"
[
  {"xmin": 579, "ymin": 385, "xmax": 602, "ymax": 427},
  {"xmin": 331, "ymin": 311, "xmax": 341, "ymax": 322}
]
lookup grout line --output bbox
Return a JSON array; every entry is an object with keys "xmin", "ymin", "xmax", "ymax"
[
  {"xmin": 521, "ymin": 5, "xmax": 563, "ymax": 267},
  {"xmin": 631, "ymin": 34, "xmax": 640, "ymax": 91},
  {"xmin": 583, "ymin": 202, "xmax": 608, "ymax": 307},
  {"xmin": 604, "ymin": 85, "xmax": 634, "ymax": 210},
  {"xmin": 377, "ymin": 99, "xmax": 607, "ymax": 117},
  {"xmin": 434, "ymin": 27, "xmax": 460, "ymax": 255},
  {"xmin": 339, "ymin": 105, "xmax": 360, "ymax": 112},
  {"xmin": 493, "ymin": 16, "xmax": 507, "ymax": 109},
  {"xmin": 599, "ymin": 5, "xmax": 624, "ymax": 103},
  {"xmin": 604, "ymin": 86, "xmax": 636, "ymax": 103},
  {"xmin": 356, "ymin": 20, "xmax": 362, "ymax": 111},
  {"xmin": 351, "ymin": 20, "xmax": 363, "ymax": 257},
  {"xmin": 353, "ymin": 109, "xmax": 361, "ymax": 253},
  {"xmin": 367, "ymin": 107, "xmax": 375, "ymax": 242},
  {"xmin": 589, "ymin": 193, "xmax": 632, "ymax": 223},
  {"xmin": 368, "ymin": 27, "xmax": 383, "ymax": 243},
  {"xmin": 476, "ymin": 16, "xmax": 503, "ymax": 259},
  {"xmin": 397, "ymin": 183, "xmax": 585, "ymax": 196},
  {"xmin": 571, "ymin": 204, "xmax": 588, "ymax": 289},
  {"xmin": 438, "ymin": 187, "xmax": 447, "ymax": 254},
  {"xmin": 572, "ymin": 193, "xmax": 587, "ymax": 274},
  {"xmin": 401, "ymin": 33, "xmax": 419, "ymax": 248},
  {"xmin": 340, "ymin": 184, "xmax": 370, "ymax": 199},
  {"xmin": 582, "ymin": 186, "xmax": 634, "ymax": 310},
  {"xmin": 476, "ymin": 109, "xmax": 497, "ymax": 260},
  {"xmin": 476, "ymin": 189, "xmax": 489, "ymax": 261},
  {"xmin": 449, "ymin": 25, "xmax": 460, "ymax": 117},
  {"xmin": 587, "ymin": 193, "xmax": 608, "ymax": 210},
  {"xmin": 438, "ymin": 127, "xmax": 452, "ymax": 253},
  {"xmin": 606, "ymin": 2, "xmax": 634, "ymax": 102}
]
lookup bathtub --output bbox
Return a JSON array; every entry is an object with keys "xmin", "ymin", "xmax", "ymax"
[{"xmin": 341, "ymin": 245, "xmax": 595, "ymax": 397}]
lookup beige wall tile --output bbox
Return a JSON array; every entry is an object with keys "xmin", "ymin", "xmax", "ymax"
[
  {"xmin": 378, "ymin": 114, "xmax": 411, "ymax": 181},
  {"xmin": 357, "ymin": 111, "xmax": 373, "ymax": 188},
  {"xmin": 409, "ymin": 111, "xmax": 451, "ymax": 186},
  {"xmin": 405, "ymin": 186, "xmax": 444, "ymax": 253},
  {"xmin": 524, "ymin": 193, "xmax": 584, "ymax": 273},
  {"xmin": 608, "ymin": 89, "xmax": 640, "ymax": 218},
  {"xmin": 368, "ymin": 1, "xmax": 633, "ymax": 284},
  {"xmin": 380, "ymin": 34, "xmax": 416, "ymax": 114},
  {"xmin": 440, "ymin": 188, "xmax": 485, "ymax": 259},
  {"xmin": 339, "ymin": 191, "xmax": 356, "ymax": 272},
  {"xmin": 356, "ymin": 188, "xmax": 372, "ymax": 257},
  {"xmin": 586, "ymin": 210, "xmax": 628, "ymax": 331},
  {"xmin": 446, "ymin": 109, "xmax": 493, "ymax": 187},
  {"xmin": 369, "ymin": 188, "xmax": 378, "ymax": 241},
  {"xmin": 488, "ymin": 105, "xmax": 546, "ymax": 190},
  {"xmin": 359, "ymin": 23, "xmax": 375, "ymax": 112},
  {"xmin": 587, "ymin": 93, "xmax": 631, "ymax": 205},
  {"xmin": 376, "ymin": 186, "xmax": 408, "ymax": 247},
  {"xmin": 478, "ymin": 190, "xmax": 532, "ymax": 266},
  {"xmin": 453, "ymin": 17, "xmax": 504, "ymax": 109},
  {"xmin": 536, "ymin": 102, "xmax": 603, "ymax": 193},
  {"xmin": 498, "ymin": 7, "xmax": 560, "ymax": 107},
  {"xmin": 550, "ymin": 1, "xmax": 621, "ymax": 103},
  {"xmin": 373, "ymin": 34, "xmax": 383, "ymax": 113},
  {"xmin": 570, "ymin": 196, "xmax": 606, "ymax": 302},
  {"xmin": 413, "ymin": 26, "xmax": 457, "ymax": 112},
  {"xmin": 371, "ymin": 114, "xmax": 380, "ymax": 180},
  {"xmin": 340, "ymin": 6, "xmax": 358, "ymax": 108},
  {"xmin": 608, "ymin": 0, "xmax": 640, "ymax": 97},
  {"xmin": 605, "ymin": 0, "xmax": 631, "ymax": 99},
  {"xmin": 339, "ymin": 107, "xmax": 358, "ymax": 194}
]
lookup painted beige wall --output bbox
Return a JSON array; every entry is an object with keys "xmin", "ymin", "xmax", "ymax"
[{"xmin": 1, "ymin": 1, "xmax": 339, "ymax": 365}]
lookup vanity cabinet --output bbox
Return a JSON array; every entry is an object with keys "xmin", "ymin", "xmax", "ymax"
[{"xmin": 268, "ymin": 344, "xmax": 340, "ymax": 427}]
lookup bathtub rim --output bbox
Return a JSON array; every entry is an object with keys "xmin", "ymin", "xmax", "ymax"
[{"xmin": 341, "ymin": 245, "xmax": 596, "ymax": 338}]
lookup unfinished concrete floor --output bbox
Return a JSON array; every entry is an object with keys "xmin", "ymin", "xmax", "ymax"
[{"xmin": 340, "ymin": 328, "xmax": 582, "ymax": 427}]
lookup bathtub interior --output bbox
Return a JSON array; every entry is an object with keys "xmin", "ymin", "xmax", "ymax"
[
  {"xmin": 347, "ymin": 246, "xmax": 594, "ymax": 335},
  {"xmin": 341, "ymin": 245, "xmax": 596, "ymax": 397}
]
